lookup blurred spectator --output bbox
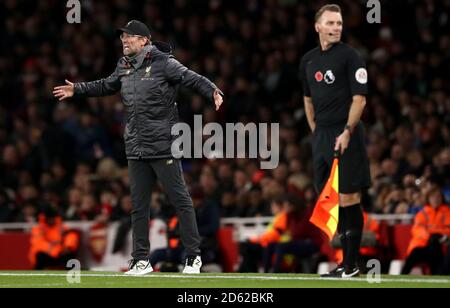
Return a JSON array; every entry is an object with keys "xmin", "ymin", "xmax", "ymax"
[
  {"xmin": 149, "ymin": 185, "xmax": 220, "ymax": 270},
  {"xmin": 192, "ymin": 185, "xmax": 221, "ymax": 264},
  {"xmin": 77, "ymin": 194, "xmax": 99, "ymax": 221},
  {"xmin": 269, "ymin": 194, "xmax": 322, "ymax": 273},
  {"xmin": 149, "ymin": 214, "xmax": 181, "ymax": 272},
  {"xmin": 17, "ymin": 201, "xmax": 38, "ymax": 223},
  {"xmin": 219, "ymin": 189, "xmax": 239, "ymax": 217},
  {"xmin": 238, "ymin": 185, "xmax": 269, "ymax": 217},
  {"xmin": 29, "ymin": 206, "xmax": 80, "ymax": 270},
  {"xmin": 112, "ymin": 194, "xmax": 134, "ymax": 254},
  {"xmin": 401, "ymin": 187, "xmax": 450, "ymax": 275},
  {"xmin": 65, "ymin": 187, "xmax": 82, "ymax": 221},
  {"xmin": 0, "ymin": 190, "xmax": 14, "ymax": 222},
  {"xmin": 238, "ymin": 197, "xmax": 285, "ymax": 273}
]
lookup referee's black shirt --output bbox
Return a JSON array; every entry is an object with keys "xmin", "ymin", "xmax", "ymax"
[{"xmin": 299, "ymin": 42, "xmax": 368, "ymax": 126}]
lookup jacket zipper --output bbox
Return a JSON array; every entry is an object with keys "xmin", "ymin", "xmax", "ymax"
[{"xmin": 133, "ymin": 69, "xmax": 143, "ymax": 159}]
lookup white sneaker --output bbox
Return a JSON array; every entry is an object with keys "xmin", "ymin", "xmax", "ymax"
[
  {"xmin": 182, "ymin": 256, "xmax": 202, "ymax": 274},
  {"xmin": 124, "ymin": 259, "xmax": 153, "ymax": 275}
]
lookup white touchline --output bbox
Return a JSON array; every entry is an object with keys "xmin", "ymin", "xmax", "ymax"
[{"xmin": 0, "ymin": 273, "xmax": 449, "ymax": 284}]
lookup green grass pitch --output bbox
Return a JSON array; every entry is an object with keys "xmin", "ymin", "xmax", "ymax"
[{"xmin": 0, "ymin": 271, "xmax": 449, "ymax": 288}]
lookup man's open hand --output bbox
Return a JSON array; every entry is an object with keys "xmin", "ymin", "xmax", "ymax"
[
  {"xmin": 53, "ymin": 79, "xmax": 74, "ymax": 101},
  {"xmin": 214, "ymin": 89, "xmax": 223, "ymax": 111}
]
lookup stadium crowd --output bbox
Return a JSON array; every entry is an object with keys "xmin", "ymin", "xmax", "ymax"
[{"xmin": 0, "ymin": 0, "xmax": 449, "ymax": 266}]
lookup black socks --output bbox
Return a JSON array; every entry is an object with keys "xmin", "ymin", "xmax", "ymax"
[
  {"xmin": 337, "ymin": 206, "xmax": 348, "ymax": 266},
  {"xmin": 341, "ymin": 204, "xmax": 364, "ymax": 270}
]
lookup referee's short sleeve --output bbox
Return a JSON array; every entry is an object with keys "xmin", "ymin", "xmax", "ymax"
[
  {"xmin": 347, "ymin": 49, "xmax": 368, "ymax": 96},
  {"xmin": 299, "ymin": 57, "xmax": 311, "ymax": 97}
]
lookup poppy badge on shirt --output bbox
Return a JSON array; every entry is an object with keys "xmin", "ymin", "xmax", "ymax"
[{"xmin": 315, "ymin": 71, "xmax": 323, "ymax": 82}]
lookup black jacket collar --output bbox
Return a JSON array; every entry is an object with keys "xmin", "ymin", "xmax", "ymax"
[{"xmin": 125, "ymin": 45, "xmax": 152, "ymax": 69}]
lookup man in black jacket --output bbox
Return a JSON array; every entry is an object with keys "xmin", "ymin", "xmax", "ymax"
[{"xmin": 53, "ymin": 20, "xmax": 223, "ymax": 275}]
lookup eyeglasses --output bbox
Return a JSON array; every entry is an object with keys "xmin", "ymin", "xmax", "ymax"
[{"xmin": 120, "ymin": 33, "xmax": 145, "ymax": 40}]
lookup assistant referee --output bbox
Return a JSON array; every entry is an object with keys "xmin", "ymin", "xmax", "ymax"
[{"xmin": 299, "ymin": 4, "xmax": 371, "ymax": 278}]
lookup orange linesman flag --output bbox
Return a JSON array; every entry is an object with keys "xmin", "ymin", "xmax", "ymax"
[{"xmin": 309, "ymin": 155, "xmax": 339, "ymax": 240}]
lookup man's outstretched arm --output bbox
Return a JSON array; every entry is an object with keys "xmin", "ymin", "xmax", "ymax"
[
  {"xmin": 165, "ymin": 57, "xmax": 223, "ymax": 110},
  {"xmin": 53, "ymin": 69, "xmax": 120, "ymax": 101}
]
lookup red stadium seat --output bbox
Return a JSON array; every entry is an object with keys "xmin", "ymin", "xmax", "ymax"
[
  {"xmin": 390, "ymin": 224, "xmax": 412, "ymax": 260},
  {"xmin": 217, "ymin": 227, "xmax": 239, "ymax": 272},
  {"xmin": 0, "ymin": 232, "xmax": 32, "ymax": 270}
]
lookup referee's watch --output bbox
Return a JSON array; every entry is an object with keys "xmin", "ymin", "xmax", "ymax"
[{"xmin": 344, "ymin": 124, "xmax": 353, "ymax": 136}]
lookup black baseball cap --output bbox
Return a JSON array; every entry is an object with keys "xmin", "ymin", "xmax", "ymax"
[{"xmin": 117, "ymin": 20, "xmax": 151, "ymax": 38}]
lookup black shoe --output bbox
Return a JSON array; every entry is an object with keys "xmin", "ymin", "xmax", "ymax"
[
  {"xmin": 341, "ymin": 267, "xmax": 360, "ymax": 278},
  {"xmin": 321, "ymin": 264, "xmax": 345, "ymax": 278}
]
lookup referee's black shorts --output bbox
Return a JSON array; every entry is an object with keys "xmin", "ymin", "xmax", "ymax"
[{"xmin": 312, "ymin": 121, "xmax": 371, "ymax": 194}]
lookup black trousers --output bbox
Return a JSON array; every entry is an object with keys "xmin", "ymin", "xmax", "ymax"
[
  {"xmin": 442, "ymin": 245, "xmax": 450, "ymax": 275},
  {"xmin": 401, "ymin": 243, "xmax": 444, "ymax": 275},
  {"xmin": 238, "ymin": 242, "xmax": 277, "ymax": 273},
  {"xmin": 272, "ymin": 240, "xmax": 319, "ymax": 273},
  {"xmin": 128, "ymin": 159, "xmax": 201, "ymax": 260},
  {"xmin": 35, "ymin": 252, "xmax": 76, "ymax": 270}
]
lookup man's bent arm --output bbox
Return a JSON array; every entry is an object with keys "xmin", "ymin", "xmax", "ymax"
[
  {"xmin": 345, "ymin": 95, "xmax": 366, "ymax": 130},
  {"xmin": 165, "ymin": 57, "xmax": 223, "ymax": 102},
  {"xmin": 304, "ymin": 96, "xmax": 316, "ymax": 132}
]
